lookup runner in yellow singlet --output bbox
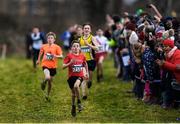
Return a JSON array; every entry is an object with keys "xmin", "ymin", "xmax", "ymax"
[{"xmin": 79, "ymin": 23, "xmax": 99, "ymax": 100}]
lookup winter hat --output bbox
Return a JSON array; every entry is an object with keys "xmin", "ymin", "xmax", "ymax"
[
  {"xmin": 139, "ymin": 31, "xmax": 145, "ymax": 41},
  {"xmin": 129, "ymin": 31, "xmax": 139, "ymax": 45},
  {"xmin": 112, "ymin": 15, "xmax": 120, "ymax": 23},
  {"xmin": 165, "ymin": 16, "xmax": 173, "ymax": 21},
  {"xmin": 145, "ymin": 25, "xmax": 154, "ymax": 33},
  {"xmin": 126, "ymin": 22, "xmax": 136, "ymax": 31},
  {"xmin": 162, "ymin": 31, "xmax": 169, "ymax": 40},
  {"xmin": 163, "ymin": 39, "xmax": 174, "ymax": 48},
  {"xmin": 155, "ymin": 26, "xmax": 165, "ymax": 38},
  {"xmin": 137, "ymin": 23, "xmax": 145, "ymax": 32},
  {"xmin": 156, "ymin": 32, "xmax": 163, "ymax": 39},
  {"xmin": 155, "ymin": 26, "xmax": 165, "ymax": 33},
  {"xmin": 136, "ymin": 9, "xmax": 144, "ymax": 16}
]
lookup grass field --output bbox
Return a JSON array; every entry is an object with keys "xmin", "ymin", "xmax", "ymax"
[{"xmin": 0, "ymin": 56, "xmax": 179, "ymax": 123}]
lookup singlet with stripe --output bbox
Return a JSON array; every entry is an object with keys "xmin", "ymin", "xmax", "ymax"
[
  {"xmin": 79, "ymin": 34, "xmax": 94, "ymax": 61},
  {"xmin": 31, "ymin": 32, "xmax": 43, "ymax": 50}
]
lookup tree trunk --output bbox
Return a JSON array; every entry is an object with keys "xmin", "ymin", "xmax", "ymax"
[{"xmin": 1, "ymin": 44, "xmax": 7, "ymax": 59}]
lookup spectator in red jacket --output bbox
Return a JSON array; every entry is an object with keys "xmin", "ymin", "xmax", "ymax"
[{"xmin": 156, "ymin": 39, "xmax": 180, "ymax": 84}]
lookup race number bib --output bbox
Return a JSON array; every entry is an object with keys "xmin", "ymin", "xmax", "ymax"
[
  {"xmin": 81, "ymin": 46, "xmax": 91, "ymax": 53},
  {"xmin": 72, "ymin": 65, "xmax": 83, "ymax": 72},
  {"xmin": 98, "ymin": 45, "xmax": 104, "ymax": 52},
  {"xmin": 46, "ymin": 53, "xmax": 54, "ymax": 60}
]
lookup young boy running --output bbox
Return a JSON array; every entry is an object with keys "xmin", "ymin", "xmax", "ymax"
[
  {"xmin": 79, "ymin": 23, "xmax": 99, "ymax": 99},
  {"xmin": 63, "ymin": 41, "xmax": 89, "ymax": 117},
  {"xmin": 36, "ymin": 32, "xmax": 63, "ymax": 101}
]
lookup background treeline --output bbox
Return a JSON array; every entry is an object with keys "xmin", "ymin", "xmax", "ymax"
[{"xmin": 0, "ymin": 0, "xmax": 178, "ymax": 56}]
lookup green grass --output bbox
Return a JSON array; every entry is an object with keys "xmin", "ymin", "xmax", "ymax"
[{"xmin": 0, "ymin": 56, "xmax": 179, "ymax": 123}]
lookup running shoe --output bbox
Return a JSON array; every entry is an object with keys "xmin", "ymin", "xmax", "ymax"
[
  {"xmin": 71, "ymin": 105, "xmax": 76, "ymax": 117},
  {"xmin": 82, "ymin": 95, "xmax": 87, "ymax": 100},
  {"xmin": 41, "ymin": 80, "xmax": 46, "ymax": 91},
  {"xmin": 78, "ymin": 103, "xmax": 83, "ymax": 112},
  {"xmin": 87, "ymin": 81, "xmax": 92, "ymax": 88}
]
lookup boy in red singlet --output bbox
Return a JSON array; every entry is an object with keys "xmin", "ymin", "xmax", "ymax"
[
  {"xmin": 37, "ymin": 32, "xmax": 63, "ymax": 101},
  {"xmin": 63, "ymin": 41, "xmax": 88, "ymax": 117}
]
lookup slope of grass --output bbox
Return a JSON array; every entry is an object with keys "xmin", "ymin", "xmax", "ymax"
[{"xmin": 0, "ymin": 56, "xmax": 179, "ymax": 123}]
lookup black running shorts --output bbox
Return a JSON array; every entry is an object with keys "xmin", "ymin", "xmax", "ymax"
[
  {"xmin": 87, "ymin": 60, "xmax": 96, "ymax": 71},
  {"xmin": 42, "ymin": 67, "xmax": 57, "ymax": 77},
  {"xmin": 67, "ymin": 76, "xmax": 83, "ymax": 89}
]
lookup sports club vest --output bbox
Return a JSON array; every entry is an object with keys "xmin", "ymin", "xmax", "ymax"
[
  {"xmin": 79, "ymin": 34, "xmax": 94, "ymax": 61},
  {"xmin": 31, "ymin": 32, "xmax": 43, "ymax": 50}
]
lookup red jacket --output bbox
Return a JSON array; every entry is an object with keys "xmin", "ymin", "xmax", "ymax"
[{"xmin": 163, "ymin": 49, "xmax": 180, "ymax": 84}]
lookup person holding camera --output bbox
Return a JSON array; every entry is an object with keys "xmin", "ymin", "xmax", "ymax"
[
  {"xmin": 156, "ymin": 39, "xmax": 180, "ymax": 84},
  {"xmin": 156, "ymin": 39, "xmax": 180, "ymax": 108}
]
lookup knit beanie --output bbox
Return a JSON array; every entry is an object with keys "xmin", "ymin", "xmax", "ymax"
[
  {"xmin": 163, "ymin": 39, "xmax": 174, "ymax": 48},
  {"xmin": 126, "ymin": 22, "xmax": 136, "ymax": 31}
]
